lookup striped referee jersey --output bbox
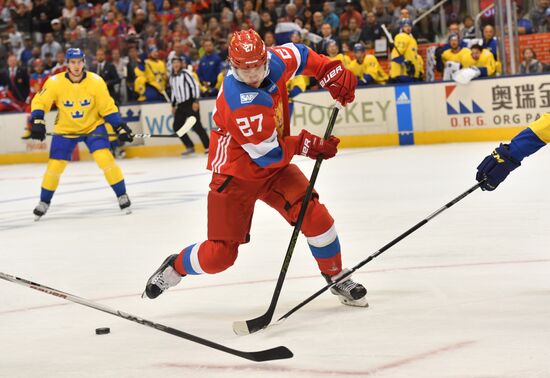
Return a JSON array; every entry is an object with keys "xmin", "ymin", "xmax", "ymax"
[{"xmin": 170, "ymin": 69, "xmax": 200, "ymax": 105}]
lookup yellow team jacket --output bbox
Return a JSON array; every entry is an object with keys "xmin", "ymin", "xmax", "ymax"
[
  {"xmin": 348, "ymin": 55, "xmax": 388, "ymax": 84},
  {"xmin": 287, "ymin": 75, "xmax": 310, "ymax": 95},
  {"xmin": 328, "ymin": 53, "xmax": 352, "ymax": 68},
  {"xmin": 442, "ymin": 47, "xmax": 471, "ymax": 66},
  {"xmin": 31, "ymin": 71, "xmax": 118, "ymax": 135},
  {"xmin": 460, "ymin": 49, "xmax": 496, "ymax": 77},
  {"xmin": 390, "ymin": 32, "xmax": 418, "ymax": 79},
  {"xmin": 143, "ymin": 58, "xmax": 167, "ymax": 93}
]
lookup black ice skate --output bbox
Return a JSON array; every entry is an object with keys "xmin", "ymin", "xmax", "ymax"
[
  {"xmin": 142, "ymin": 254, "xmax": 184, "ymax": 299},
  {"xmin": 33, "ymin": 201, "xmax": 50, "ymax": 221},
  {"xmin": 118, "ymin": 193, "xmax": 131, "ymax": 214},
  {"xmin": 323, "ymin": 269, "xmax": 368, "ymax": 307}
]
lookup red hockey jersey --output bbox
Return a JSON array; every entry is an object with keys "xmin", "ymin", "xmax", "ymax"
[{"xmin": 207, "ymin": 43, "xmax": 329, "ymax": 181}]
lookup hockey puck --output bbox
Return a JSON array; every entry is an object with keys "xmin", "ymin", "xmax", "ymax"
[{"xmin": 95, "ymin": 327, "xmax": 110, "ymax": 335}]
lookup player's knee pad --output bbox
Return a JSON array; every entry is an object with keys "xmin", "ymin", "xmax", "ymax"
[
  {"xmin": 92, "ymin": 149, "xmax": 123, "ymax": 185},
  {"xmin": 299, "ymin": 198, "xmax": 334, "ymax": 237},
  {"xmin": 200, "ymin": 240, "xmax": 239, "ymax": 274},
  {"xmin": 41, "ymin": 159, "xmax": 68, "ymax": 191}
]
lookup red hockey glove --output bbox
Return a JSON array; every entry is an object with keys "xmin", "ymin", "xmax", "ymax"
[
  {"xmin": 296, "ymin": 130, "xmax": 340, "ymax": 160},
  {"xmin": 316, "ymin": 60, "xmax": 357, "ymax": 106}
]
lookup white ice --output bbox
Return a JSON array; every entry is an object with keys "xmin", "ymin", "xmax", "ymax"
[{"xmin": 1, "ymin": 142, "xmax": 550, "ymax": 378}]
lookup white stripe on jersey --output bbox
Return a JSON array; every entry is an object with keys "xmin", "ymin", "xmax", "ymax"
[
  {"xmin": 212, "ymin": 133, "xmax": 231, "ymax": 173},
  {"xmin": 189, "ymin": 243, "xmax": 205, "ymax": 274},
  {"xmin": 307, "ymin": 224, "xmax": 337, "ymax": 247},
  {"xmin": 241, "ymin": 129, "xmax": 280, "ymax": 160},
  {"xmin": 281, "ymin": 43, "xmax": 302, "ymax": 80}
]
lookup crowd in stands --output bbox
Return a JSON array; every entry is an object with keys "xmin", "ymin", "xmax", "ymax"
[{"xmin": 1, "ymin": 0, "xmax": 550, "ymax": 113}]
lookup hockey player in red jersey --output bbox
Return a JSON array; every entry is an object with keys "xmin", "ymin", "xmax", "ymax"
[{"xmin": 144, "ymin": 30, "xmax": 367, "ymax": 307}]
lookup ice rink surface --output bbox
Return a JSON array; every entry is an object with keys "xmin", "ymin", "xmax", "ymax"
[{"xmin": 1, "ymin": 142, "xmax": 550, "ymax": 378}]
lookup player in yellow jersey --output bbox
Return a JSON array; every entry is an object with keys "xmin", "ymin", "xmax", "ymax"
[
  {"xmin": 326, "ymin": 40, "xmax": 352, "ymax": 68},
  {"xmin": 134, "ymin": 46, "xmax": 168, "ymax": 102},
  {"xmin": 460, "ymin": 44, "xmax": 496, "ymax": 78},
  {"xmin": 476, "ymin": 113, "xmax": 550, "ymax": 190},
  {"xmin": 389, "ymin": 19, "xmax": 418, "ymax": 83},
  {"xmin": 441, "ymin": 34, "xmax": 470, "ymax": 80},
  {"xmin": 30, "ymin": 48, "xmax": 134, "ymax": 220},
  {"xmin": 348, "ymin": 43, "xmax": 388, "ymax": 85}
]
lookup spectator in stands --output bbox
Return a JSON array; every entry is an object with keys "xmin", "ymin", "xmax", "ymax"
[
  {"xmin": 360, "ymin": 11, "xmax": 383, "ymax": 49},
  {"xmin": 520, "ymin": 48, "xmax": 544, "ymax": 74},
  {"xmin": 20, "ymin": 36, "xmax": 33, "ymax": 67},
  {"xmin": 50, "ymin": 18, "xmax": 64, "ymax": 43},
  {"xmin": 348, "ymin": 17, "xmax": 362, "ymax": 46},
  {"xmin": 95, "ymin": 47, "xmax": 121, "ymax": 103},
  {"xmin": 517, "ymin": 7, "xmax": 535, "ymax": 35},
  {"xmin": 62, "ymin": 0, "xmax": 77, "ymax": 25},
  {"xmin": 392, "ymin": 9, "xmax": 420, "ymax": 39},
  {"xmin": 481, "ymin": 24, "xmax": 501, "ymax": 74},
  {"xmin": 392, "ymin": 0, "xmax": 417, "ymax": 27},
  {"xmin": 263, "ymin": 0, "xmax": 280, "ymax": 24},
  {"xmin": 281, "ymin": 3, "xmax": 298, "ymax": 23},
  {"xmin": 529, "ymin": 0, "xmax": 549, "ymax": 32},
  {"xmin": 461, "ymin": 44, "xmax": 496, "ymax": 77},
  {"xmin": 373, "ymin": 1, "xmax": 392, "ymax": 27},
  {"xmin": 126, "ymin": 46, "xmax": 140, "ymax": 101},
  {"xmin": 0, "ymin": 54, "xmax": 29, "ymax": 104},
  {"xmin": 197, "ymin": 39, "xmax": 222, "ymax": 97},
  {"xmin": 543, "ymin": 8, "xmax": 550, "ymax": 32},
  {"xmin": 264, "ymin": 31, "xmax": 276, "ymax": 47},
  {"xmin": 43, "ymin": 52, "xmax": 55, "ymax": 71},
  {"xmin": 413, "ymin": 0, "xmax": 436, "ymax": 41},
  {"xmin": 183, "ymin": 2, "xmax": 203, "ymax": 37},
  {"xmin": 51, "ymin": 51, "xmax": 67, "ymax": 75},
  {"xmin": 340, "ymin": 0, "xmax": 363, "ymax": 29},
  {"xmin": 13, "ymin": 2, "xmax": 32, "ymax": 35},
  {"xmin": 317, "ymin": 23, "xmax": 340, "ymax": 55},
  {"xmin": 312, "ymin": 11, "xmax": 324, "ymax": 35},
  {"xmin": 41, "ymin": 32, "xmax": 62, "ymax": 60},
  {"xmin": 461, "ymin": 15, "xmax": 476, "ymax": 39},
  {"xmin": 322, "ymin": 2, "xmax": 339, "ymax": 32},
  {"xmin": 259, "ymin": 11, "xmax": 276, "ymax": 37},
  {"xmin": 349, "ymin": 43, "xmax": 388, "ymax": 85}
]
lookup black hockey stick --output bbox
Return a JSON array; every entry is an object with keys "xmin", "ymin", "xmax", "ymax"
[
  {"xmin": 0, "ymin": 272, "xmax": 293, "ymax": 362},
  {"xmin": 272, "ymin": 181, "xmax": 483, "ymax": 326},
  {"xmin": 46, "ymin": 116, "xmax": 197, "ymax": 139},
  {"xmin": 233, "ymin": 103, "xmax": 341, "ymax": 336}
]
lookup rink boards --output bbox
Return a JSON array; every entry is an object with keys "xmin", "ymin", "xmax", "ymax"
[{"xmin": 0, "ymin": 73, "xmax": 548, "ymax": 164}]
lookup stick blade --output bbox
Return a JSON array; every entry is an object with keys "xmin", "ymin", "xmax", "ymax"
[
  {"xmin": 232, "ymin": 313, "xmax": 272, "ymax": 336},
  {"xmin": 245, "ymin": 346, "xmax": 293, "ymax": 362},
  {"xmin": 175, "ymin": 116, "xmax": 197, "ymax": 137}
]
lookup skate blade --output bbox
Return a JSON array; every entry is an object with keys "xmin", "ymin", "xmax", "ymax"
[
  {"xmin": 122, "ymin": 208, "xmax": 132, "ymax": 215},
  {"xmin": 34, "ymin": 215, "xmax": 42, "ymax": 222},
  {"xmin": 337, "ymin": 295, "xmax": 369, "ymax": 308}
]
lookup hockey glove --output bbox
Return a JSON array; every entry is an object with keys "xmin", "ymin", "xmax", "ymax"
[
  {"xmin": 31, "ymin": 118, "xmax": 46, "ymax": 141},
  {"xmin": 316, "ymin": 60, "xmax": 357, "ymax": 106},
  {"xmin": 476, "ymin": 143, "xmax": 520, "ymax": 191},
  {"xmin": 114, "ymin": 122, "xmax": 134, "ymax": 143},
  {"xmin": 296, "ymin": 129, "xmax": 340, "ymax": 160}
]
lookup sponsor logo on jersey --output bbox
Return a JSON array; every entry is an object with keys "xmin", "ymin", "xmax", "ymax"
[{"xmin": 240, "ymin": 92, "xmax": 258, "ymax": 104}]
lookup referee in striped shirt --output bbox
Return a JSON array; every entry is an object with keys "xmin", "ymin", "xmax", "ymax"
[{"xmin": 170, "ymin": 56, "xmax": 210, "ymax": 156}]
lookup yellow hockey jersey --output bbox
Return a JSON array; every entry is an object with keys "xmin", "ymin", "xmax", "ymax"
[
  {"xmin": 144, "ymin": 58, "xmax": 167, "ymax": 92},
  {"xmin": 460, "ymin": 49, "xmax": 496, "ymax": 77},
  {"xmin": 530, "ymin": 113, "xmax": 550, "ymax": 142},
  {"xmin": 442, "ymin": 47, "xmax": 471, "ymax": 66},
  {"xmin": 31, "ymin": 71, "xmax": 118, "ymax": 135},
  {"xmin": 348, "ymin": 55, "xmax": 388, "ymax": 84},
  {"xmin": 328, "ymin": 53, "xmax": 353, "ymax": 69},
  {"xmin": 390, "ymin": 32, "xmax": 418, "ymax": 79}
]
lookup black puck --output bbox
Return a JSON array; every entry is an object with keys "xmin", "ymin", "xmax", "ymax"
[{"xmin": 95, "ymin": 327, "xmax": 110, "ymax": 335}]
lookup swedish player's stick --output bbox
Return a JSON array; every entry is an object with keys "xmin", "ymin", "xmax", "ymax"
[
  {"xmin": 47, "ymin": 116, "xmax": 197, "ymax": 139},
  {"xmin": 233, "ymin": 103, "xmax": 342, "ymax": 336},
  {"xmin": 0, "ymin": 271, "xmax": 293, "ymax": 362},
  {"xmin": 272, "ymin": 181, "xmax": 483, "ymax": 326}
]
